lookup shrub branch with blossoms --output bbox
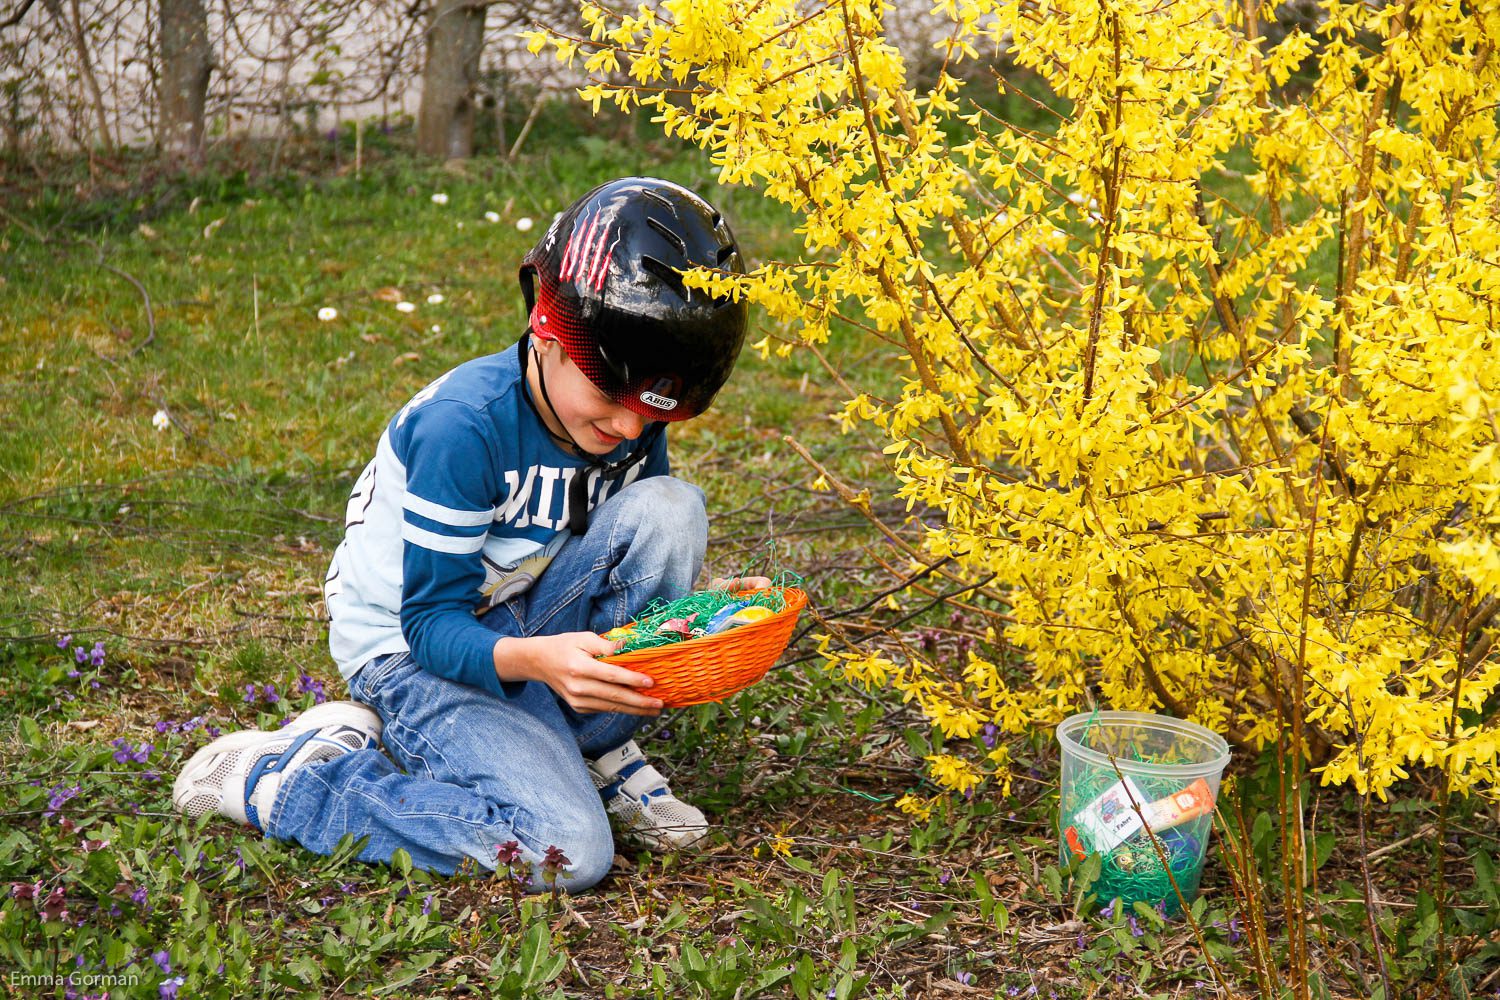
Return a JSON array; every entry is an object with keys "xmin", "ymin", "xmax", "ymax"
[{"xmin": 525, "ymin": 0, "xmax": 1500, "ymax": 803}]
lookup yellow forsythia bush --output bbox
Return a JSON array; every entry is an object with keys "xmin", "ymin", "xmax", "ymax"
[{"xmin": 529, "ymin": 0, "xmax": 1500, "ymax": 801}]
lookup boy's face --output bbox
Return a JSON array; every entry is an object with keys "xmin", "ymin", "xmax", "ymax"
[{"xmin": 529, "ymin": 338, "xmax": 649, "ymax": 455}]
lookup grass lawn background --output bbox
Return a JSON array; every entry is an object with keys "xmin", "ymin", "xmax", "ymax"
[{"xmin": 1, "ymin": 116, "xmax": 1496, "ymax": 998}]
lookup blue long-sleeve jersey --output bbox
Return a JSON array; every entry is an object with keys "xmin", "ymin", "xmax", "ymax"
[{"xmin": 323, "ymin": 342, "xmax": 668, "ymax": 696}]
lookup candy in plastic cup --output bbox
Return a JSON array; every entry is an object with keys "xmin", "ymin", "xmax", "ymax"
[{"xmin": 1056, "ymin": 710, "xmax": 1230, "ymax": 914}]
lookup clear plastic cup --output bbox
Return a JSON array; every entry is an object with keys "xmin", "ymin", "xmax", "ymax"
[{"xmin": 1056, "ymin": 710, "xmax": 1230, "ymax": 914}]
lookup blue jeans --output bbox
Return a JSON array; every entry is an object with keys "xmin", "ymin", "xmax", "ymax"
[{"xmin": 264, "ymin": 477, "xmax": 707, "ymax": 891}]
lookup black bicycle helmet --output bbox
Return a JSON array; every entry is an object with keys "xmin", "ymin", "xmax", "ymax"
[{"xmin": 518, "ymin": 176, "xmax": 749, "ymax": 422}]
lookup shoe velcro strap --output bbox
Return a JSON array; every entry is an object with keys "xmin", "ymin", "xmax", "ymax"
[
  {"xmin": 242, "ymin": 729, "xmax": 320, "ymax": 830},
  {"xmin": 620, "ymin": 764, "xmax": 669, "ymax": 805}
]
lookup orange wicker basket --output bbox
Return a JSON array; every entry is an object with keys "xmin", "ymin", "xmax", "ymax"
[{"xmin": 600, "ymin": 588, "xmax": 808, "ymax": 707}]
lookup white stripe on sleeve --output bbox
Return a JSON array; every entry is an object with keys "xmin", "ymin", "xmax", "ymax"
[
  {"xmin": 401, "ymin": 522, "xmax": 488, "ymax": 555},
  {"xmin": 404, "ymin": 493, "xmax": 496, "ymax": 527}
]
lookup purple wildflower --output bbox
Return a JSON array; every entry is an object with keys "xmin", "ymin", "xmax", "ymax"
[
  {"xmin": 90, "ymin": 642, "xmax": 105, "ymax": 667},
  {"xmin": 980, "ymin": 722, "xmax": 998, "ymax": 748},
  {"xmin": 111, "ymin": 740, "xmax": 154, "ymax": 764},
  {"xmin": 495, "ymin": 841, "xmax": 523, "ymax": 866},
  {"xmin": 1099, "ymin": 899, "xmax": 1115, "ymax": 919},
  {"xmin": 152, "ymin": 950, "xmax": 171, "ymax": 973},
  {"xmin": 294, "ymin": 673, "xmax": 327, "ymax": 704},
  {"xmin": 243, "ymin": 683, "xmax": 257, "ymax": 703},
  {"xmin": 130, "ymin": 886, "xmax": 148, "ymax": 906},
  {"xmin": 262, "ymin": 683, "xmax": 279, "ymax": 704},
  {"xmin": 1128, "ymin": 915, "xmax": 1143, "ymax": 938},
  {"xmin": 41, "ymin": 886, "xmax": 68, "ymax": 921},
  {"xmin": 939, "ymin": 869, "xmax": 951, "ymax": 885},
  {"xmin": 159, "ymin": 975, "xmax": 183, "ymax": 999},
  {"xmin": 421, "ymin": 893, "xmax": 433, "ymax": 915},
  {"xmin": 1228, "ymin": 915, "xmax": 1243, "ymax": 944},
  {"xmin": 43, "ymin": 784, "xmax": 81, "ymax": 819},
  {"xmin": 57, "ymin": 634, "xmax": 72, "ymax": 648},
  {"xmin": 76, "ymin": 647, "xmax": 89, "ymax": 664},
  {"xmin": 954, "ymin": 971, "xmax": 973, "ymax": 985}
]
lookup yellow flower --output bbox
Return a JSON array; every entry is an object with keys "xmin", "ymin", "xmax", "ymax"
[{"xmin": 532, "ymin": 0, "xmax": 1500, "ymax": 801}]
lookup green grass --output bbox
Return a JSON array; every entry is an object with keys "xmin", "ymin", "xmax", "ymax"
[{"xmin": 2, "ymin": 127, "xmax": 1497, "ymax": 999}]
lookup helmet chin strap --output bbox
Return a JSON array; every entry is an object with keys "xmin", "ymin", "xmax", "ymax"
[
  {"xmin": 526, "ymin": 332, "xmax": 593, "ymax": 461},
  {"xmin": 517, "ymin": 330, "xmax": 664, "ymax": 535}
]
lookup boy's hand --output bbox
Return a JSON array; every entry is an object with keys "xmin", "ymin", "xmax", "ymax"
[
  {"xmin": 494, "ymin": 633, "xmax": 663, "ymax": 716},
  {"xmin": 709, "ymin": 575, "xmax": 774, "ymax": 592}
]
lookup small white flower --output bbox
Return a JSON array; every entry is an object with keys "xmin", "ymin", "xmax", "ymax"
[
  {"xmin": 317, "ymin": 307, "xmax": 338, "ymax": 321},
  {"xmin": 484, "ymin": 211, "xmax": 501, "ymax": 223},
  {"xmin": 431, "ymin": 192, "xmax": 449, "ymax": 205},
  {"xmin": 1052, "ymin": 229, "xmax": 1066, "ymax": 241},
  {"xmin": 427, "ymin": 293, "xmax": 444, "ymax": 305},
  {"xmin": 516, "ymin": 217, "xmax": 534, "ymax": 232},
  {"xmin": 152, "ymin": 410, "xmax": 170, "ymax": 431},
  {"xmin": 456, "ymin": 222, "xmax": 465, "ymax": 229},
  {"xmin": 396, "ymin": 301, "xmax": 416, "ymax": 313},
  {"xmin": 1067, "ymin": 191, "xmax": 1085, "ymax": 205},
  {"xmin": 430, "ymin": 325, "xmax": 442, "ymax": 334}
]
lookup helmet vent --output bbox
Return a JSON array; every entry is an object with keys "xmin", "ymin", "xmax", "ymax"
[
  {"xmin": 642, "ymin": 189, "xmax": 678, "ymax": 215},
  {"xmin": 716, "ymin": 244, "xmax": 737, "ymax": 266},
  {"xmin": 641, "ymin": 255, "xmax": 690, "ymax": 301},
  {"xmin": 646, "ymin": 216, "xmax": 688, "ymax": 256}
]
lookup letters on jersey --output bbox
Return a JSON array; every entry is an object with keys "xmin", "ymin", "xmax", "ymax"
[{"xmin": 322, "ymin": 345, "xmax": 669, "ymax": 687}]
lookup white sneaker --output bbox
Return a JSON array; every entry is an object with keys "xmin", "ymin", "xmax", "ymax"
[
  {"xmin": 172, "ymin": 701, "xmax": 382, "ymax": 830},
  {"xmin": 587, "ymin": 740, "xmax": 708, "ymax": 851}
]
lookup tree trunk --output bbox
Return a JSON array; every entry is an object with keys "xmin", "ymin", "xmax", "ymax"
[
  {"xmin": 158, "ymin": 0, "xmax": 213, "ymax": 162},
  {"xmin": 416, "ymin": 0, "xmax": 486, "ymax": 159}
]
